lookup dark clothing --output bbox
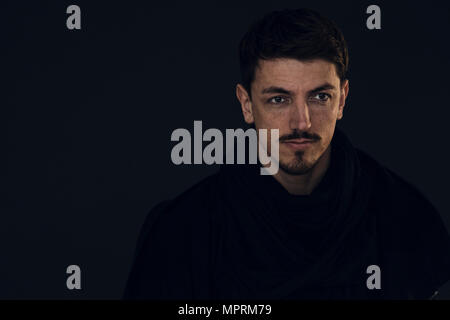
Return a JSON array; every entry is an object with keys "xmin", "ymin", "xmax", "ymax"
[{"xmin": 124, "ymin": 128, "xmax": 450, "ymax": 299}]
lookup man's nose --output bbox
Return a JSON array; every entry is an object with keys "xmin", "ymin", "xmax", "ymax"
[{"xmin": 289, "ymin": 100, "xmax": 311, "ymax": 131}]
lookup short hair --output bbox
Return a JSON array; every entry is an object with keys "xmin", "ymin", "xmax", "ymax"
[{"xmin": 239, "ymin": 8, "xmax": 349, "ymax": 98}]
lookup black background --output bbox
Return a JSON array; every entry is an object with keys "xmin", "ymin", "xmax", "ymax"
[{"xmin": 2, "ymin": 0, "xmax": 450, "ymax": 299}]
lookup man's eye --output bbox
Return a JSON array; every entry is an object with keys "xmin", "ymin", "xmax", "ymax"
[
  {"xmin": 269, "ymin": 96, "xmax": 288, "ymax": 104},
  {"xmin": 312, "ymin": 93, "xmax": 331, "ymax": 101}
]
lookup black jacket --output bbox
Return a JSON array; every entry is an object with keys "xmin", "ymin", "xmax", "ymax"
[{"xmin": 124, "ymin": 128, "xmax": 450, "ymax": 300}]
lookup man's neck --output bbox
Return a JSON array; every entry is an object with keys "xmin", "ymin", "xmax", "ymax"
[{"xmin": 273, "ymin": 145, "xmax": 332, "ymax": 195}]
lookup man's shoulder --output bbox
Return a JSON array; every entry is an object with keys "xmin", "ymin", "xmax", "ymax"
[
  {"xmin": 166, "ymin": 171, "xmax": 221, "ymax": 210},
  {"xmin": 356, "ymin": 148, "xmax": 436, "ymax": 209},
  {"xmin": 125, "ymin": 173, "xmax": 222, "ymax": 300},
  {"xmin": 356, "ymin": 147, "xmax": 449, "ymax": 245},
  {"xmin": 144, "ymin": 171, "xmax": 222, "ymax": 230}
]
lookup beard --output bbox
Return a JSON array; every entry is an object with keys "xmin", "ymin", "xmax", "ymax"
[{"xmin": 279, "ymin": 150, "xmax": 317, "ymax": 175}]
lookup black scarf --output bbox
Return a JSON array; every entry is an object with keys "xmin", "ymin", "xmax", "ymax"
[
  {"xmin": 124, "ymin": 127, "xmax": 450, "ymax": 300},
  {"xmin": 214, "ymin": 127, "xmax": 379, "ymax": 299}
]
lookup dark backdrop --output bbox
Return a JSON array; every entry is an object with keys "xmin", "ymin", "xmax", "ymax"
[{"xmin": 2, "ymin": 0, "xmax": 450, "ymax": 299}]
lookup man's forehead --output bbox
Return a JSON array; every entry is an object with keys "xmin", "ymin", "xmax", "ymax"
[{"xmin": 253, "ymin": 58, "xmax": 339, "ymax": 91}]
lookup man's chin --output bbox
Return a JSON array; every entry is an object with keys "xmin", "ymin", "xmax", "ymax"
[{"xmin": 279, "ymin": 159, "xmax": 315, "ymax": 175}]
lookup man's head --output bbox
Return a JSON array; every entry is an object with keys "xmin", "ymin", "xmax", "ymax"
[{"xmin": 236, "ymin": 8, "xmax": 349, "ymax": 175}]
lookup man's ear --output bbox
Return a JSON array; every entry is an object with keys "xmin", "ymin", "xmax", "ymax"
[
  {"xmin": 337, "ymin": 79, "xmax": 349, "ymax": 120},
  {"xmin": 236, "ymin": 83, "xmax": 254, "ymax": 124}
]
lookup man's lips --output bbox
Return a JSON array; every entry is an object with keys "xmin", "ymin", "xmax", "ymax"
[
  {"xmin": 282, "ymin": 138, "xmax": 315, "ymax": 144},
  {"xmin": 282, "ymin": 138, "xmax": 316, "ymax": 150}
]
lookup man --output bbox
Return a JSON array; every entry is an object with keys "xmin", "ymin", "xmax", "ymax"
[{"xmin": 124, "ymin": 8, "xmax": 450, "ymax": 299}]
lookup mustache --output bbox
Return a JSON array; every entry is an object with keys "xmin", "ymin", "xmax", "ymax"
[{"xmin": 279, "ymin": 130, "xmax": 321, "ymax": 142}]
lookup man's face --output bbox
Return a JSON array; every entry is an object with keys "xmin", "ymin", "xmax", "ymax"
[{"xmin": 236, "ymin": 58, "xmax": 349, "ymax": 175}]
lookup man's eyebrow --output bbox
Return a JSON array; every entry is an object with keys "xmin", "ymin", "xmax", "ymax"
[
  {"xmin": 308, "ymin": 83, "xmax": 337, "ymax": 94},
  {"xmin": 261, "ymin": 83, "xmax": 337, "ymax": 95},
  {"xmin": 261, "ymin": 86, "xmax": 293, "ymax": 95}
]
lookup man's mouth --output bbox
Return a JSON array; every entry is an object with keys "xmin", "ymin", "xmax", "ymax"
[
  {"xmin": 282, "ymin": 138, "xmax": 316, "ymax": 150},
  {"xmin": 284, "ymin": 138, "xmax": 315, "ymax": 144}
]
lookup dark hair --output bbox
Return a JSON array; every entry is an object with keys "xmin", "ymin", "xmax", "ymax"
[{"xmin": 239, "ymin": 8, "xmax": 349, "ymax": 98}]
